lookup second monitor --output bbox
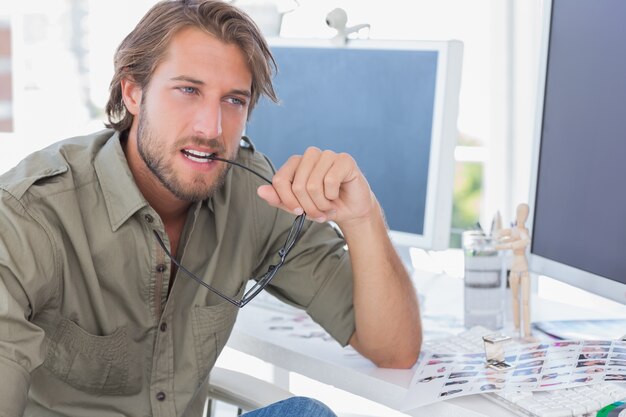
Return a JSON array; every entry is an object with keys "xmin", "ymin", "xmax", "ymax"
[{"xmin": 245, "ymin": 38, "xmax": 463, "ymax": 250}]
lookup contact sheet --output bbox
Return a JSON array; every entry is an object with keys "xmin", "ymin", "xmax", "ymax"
[{"xmin": 404, "ymin": 339, "xmax": 626, "ymax": 409}]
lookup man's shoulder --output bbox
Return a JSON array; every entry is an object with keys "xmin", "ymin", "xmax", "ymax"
[{"xmin": 0, "ymin": 129, "xmax": 115, "ymax": 201}]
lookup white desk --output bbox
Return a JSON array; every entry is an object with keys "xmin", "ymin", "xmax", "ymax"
[{"xmin": 219, "ymin": 251, "xmax": 626, "ymax": 416}]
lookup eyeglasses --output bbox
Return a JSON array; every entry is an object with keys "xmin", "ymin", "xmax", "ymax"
[{"xmin": 153, "ymin": 155, "xmax": 306, "ymax": 308}]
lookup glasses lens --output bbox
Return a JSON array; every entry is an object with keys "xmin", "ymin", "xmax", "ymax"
[
  {"xmin": 242, "ymin": 215, "xmax": 303, "ymax": 305},
  {"xmin": 240, "ymin": 265, "xmax": 280, "ymax": 306},
  {"xmin": 280, "ymin": 214, "xmax": 305, "ymax": 258}
]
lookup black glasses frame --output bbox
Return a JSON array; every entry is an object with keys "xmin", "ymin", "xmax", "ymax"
[{"xmin": 153, "ymin": 154, "xmax": 306, "ymax": 308}]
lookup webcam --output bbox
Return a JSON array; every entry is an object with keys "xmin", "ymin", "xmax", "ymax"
[
  {"xmin": 325, "ymin": 7, "xmax": 348, "ymax": 30},
  {"xmin": 325, "ymin": 8, "xmax": 370, "ymax": 46}
]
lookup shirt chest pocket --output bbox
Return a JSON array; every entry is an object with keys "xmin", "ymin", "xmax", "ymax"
[
  {"xmin": 190, "ymin": 301, "xmax": 239, "ymax": 384},
  {"xmin": 43, "ymin": 318, "xmax": 142, "ymax": 395}
]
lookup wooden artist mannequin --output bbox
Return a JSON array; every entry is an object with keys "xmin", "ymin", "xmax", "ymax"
[{"xmin": 497, "ymin": 203, "xmax": 532, "ymax": 338}]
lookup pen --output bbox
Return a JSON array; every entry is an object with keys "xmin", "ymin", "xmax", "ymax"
[{"xmin": 489, "ymin": 211, "xmax": 502, "ymax": 238}]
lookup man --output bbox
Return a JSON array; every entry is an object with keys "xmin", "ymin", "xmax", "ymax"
[{"xmin": 0, "ymin": 1, "xmax": 421, "ymax": 416}]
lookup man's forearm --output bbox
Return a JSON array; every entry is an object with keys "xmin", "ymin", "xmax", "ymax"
[{"xmin": 340, "ymin": 200, "xmax": 422, "ymax": 368}]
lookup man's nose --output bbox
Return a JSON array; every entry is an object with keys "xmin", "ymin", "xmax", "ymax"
[{"xmin": 193, "ymin": 100, "xmax": 222, "ymax": 138}]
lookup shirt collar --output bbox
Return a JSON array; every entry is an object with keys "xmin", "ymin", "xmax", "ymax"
[
  {"xmin": 94, "ymin": 131, "xmax": 149, "ymax": 232},
  {"xmin": 206, "ymin": 196, "xmax": 215, "ymax": 213}
]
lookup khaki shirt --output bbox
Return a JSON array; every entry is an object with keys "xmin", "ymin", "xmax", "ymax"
[{"xmin": 0, "ymin": 130, "xmax": 355, "ymax": 417}]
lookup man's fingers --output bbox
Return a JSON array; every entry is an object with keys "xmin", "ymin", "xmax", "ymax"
[
  {"xmin": 261, "ymin": 148, "xmax": 360, "ymax": 222},
  {"xmin": 271, "ymin": 155, "xmax": 306, "ymax": 215},
  {"xmin": 322, "ymin": 152, "xmax": 357, "ymax": 201},
  {"xmin": 306, "ymin": 150, "xmax": 339, "ymax": 211},
  {"xmin": 290, "ymin": 148, "xmax": 331, "ymax": 218},
  {"xmin": 256, "ymin": 184, "xmax": 283, "ymax": 208}
]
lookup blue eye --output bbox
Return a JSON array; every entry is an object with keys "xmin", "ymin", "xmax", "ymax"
[
  {"xmin": 180, "ymin": 86, "xmax": 198, "ymax": 95},
  {"xmin": 227, "ymin": 97, "xmax": 247, "ymax": 106}
]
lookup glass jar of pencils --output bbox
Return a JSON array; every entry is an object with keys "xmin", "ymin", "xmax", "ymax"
[{"xmin": 462, "ymin": 230, "xmax": 506, "ymax": 330}]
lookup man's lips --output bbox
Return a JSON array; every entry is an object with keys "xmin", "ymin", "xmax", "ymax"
[{"xmin": 181, "ymin": 149, "xmax": 217, "ymax": 163}]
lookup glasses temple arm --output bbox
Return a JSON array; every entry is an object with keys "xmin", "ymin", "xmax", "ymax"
[
  {"xmin": 207, "ymin": 155, "xmax": 273, "ymax": 184},
  {"xmin": 208, "ymin": 156, "xmax": 309, "ymax": 220}
]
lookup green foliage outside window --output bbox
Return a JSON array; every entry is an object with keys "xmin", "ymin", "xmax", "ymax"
[{"xmin": 450, "ymin": 161, "xmax": 482, "ymax": 248}]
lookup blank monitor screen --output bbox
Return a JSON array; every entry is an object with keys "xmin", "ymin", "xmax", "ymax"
[
  {"xmin": 245, "ymin": 39, "xmax": 462, "ymax": 250},
  {"xmin": 530, "ymin": 0, "xmax": 626, "ymax": 301}
]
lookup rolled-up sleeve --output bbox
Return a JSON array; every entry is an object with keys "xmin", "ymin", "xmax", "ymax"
[
  {"xmin": 304, "ymin": 250, "xmax": 355, "ymax": 346},
  {"xmin": 256, "ymin": 210, "xmax": 356, "ymax": 346}
]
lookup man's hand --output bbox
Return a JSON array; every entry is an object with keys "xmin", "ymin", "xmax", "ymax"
[{"xmin": 257, "ymin": 147, "xmax": 374, "ymax": 225}]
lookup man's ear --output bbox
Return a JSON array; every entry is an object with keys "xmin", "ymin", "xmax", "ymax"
[{"xmin": 121, "ymin": 77, "xmax": 142, "ymax": 116}]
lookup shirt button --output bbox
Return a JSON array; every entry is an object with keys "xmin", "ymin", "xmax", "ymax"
[
  {"xmin": 156, "ymin": 391, "xmax": 166, "ymax": 401},
  {"xmin": 160, "ymin": 322, "xmax": 167, "ymax": 332},
  {"xmin": 144, "ymin": 214, "xmax": 154, "ymax": 223},
  {"xmin": 156, "ymin": 264, "xmax": 167, "ymax": 273}
]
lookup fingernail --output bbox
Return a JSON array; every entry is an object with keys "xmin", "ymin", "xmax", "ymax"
[
  {"xmin": 293, "ymin": 207, "xmax": 304, "ymax": 215},
  {"xmin": 316, "ymin": 216, "xmax": 327, "ymax": 223}
]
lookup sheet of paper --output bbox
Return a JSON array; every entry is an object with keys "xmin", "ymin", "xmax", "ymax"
[{"xmin": 403, "ymin": 339, "xmax": 626, "ymax": 410}]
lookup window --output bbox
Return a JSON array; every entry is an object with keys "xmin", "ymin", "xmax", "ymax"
[{"xmin": 0, "ymin": 16, "xmax": 12, "ymax": 132}]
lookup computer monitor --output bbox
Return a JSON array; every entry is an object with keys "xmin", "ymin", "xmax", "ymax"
[
  {"xmin": 528, "ymin": 0, "xmax": 626, "ymax": 304},
  {"xmin": 245, "ymin": 38, "xmax": 463, "ymax": 250}
]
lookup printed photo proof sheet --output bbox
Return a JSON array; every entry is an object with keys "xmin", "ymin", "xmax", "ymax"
[{"xmin": 403, "ymin": 339, "xmax": 626, "ymax": 410}]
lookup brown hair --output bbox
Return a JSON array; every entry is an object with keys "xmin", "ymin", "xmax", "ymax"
[{"xmin": 105, "ymin": 0, "xmax": 278, "ymax": 132}]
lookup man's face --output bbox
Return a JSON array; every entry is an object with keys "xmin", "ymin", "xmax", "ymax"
[{"xmin": 133, "ymin": 27, "xmax": 252, "ymax": 201}]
